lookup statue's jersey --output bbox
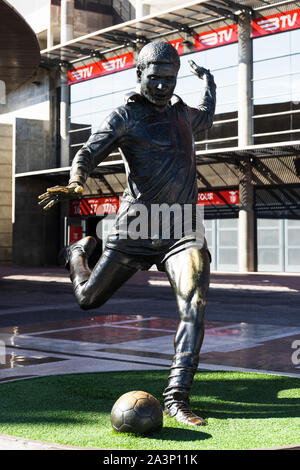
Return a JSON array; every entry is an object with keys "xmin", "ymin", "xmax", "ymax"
[{"xmin": 69, "ymin": 89, "xmax": 216, "ymax": 265}]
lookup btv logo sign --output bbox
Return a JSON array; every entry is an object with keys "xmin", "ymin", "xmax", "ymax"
[
  {"xmin": 102, "ymin": 56, "xmax": 128, "ymax": 72},
  {"xmin": 70, "ymin": 66, "xmax": 94, "ymax": 81},
  {"xmin": 257, "ymin": 14, "xmax": 297, "ymax": 31},
  {"xmin": 68, "ymin": 52, "xmax": 134, "ymax": 84},
  {"xmin": 195, "ymin": 24, "xmax": 238, "ymax": 50},
  {"xmin": 253, "ymin": 8, "xmax": 300, "ymax": 36}
]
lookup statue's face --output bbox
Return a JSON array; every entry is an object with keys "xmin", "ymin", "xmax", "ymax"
[{"xmin": 139, "ymin": 63, "xmax": 178, "ymax": 108}]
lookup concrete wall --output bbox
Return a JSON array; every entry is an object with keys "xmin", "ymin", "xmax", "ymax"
[
  {"xmin": 12, "ymin": 115, "xmax": 60, "ymax": 266},
  {"xmin": 15, "ymin": 118, "xmax": 56, "ymax": 173},
  {"xmin": 0, "ymin": 124, "xmax": 13, "ymax": 265},
  {"xmin": 0, "ymin": 63, "xmax": 61, "ymax": 267},
  {"xmin": 0, "ymin": 68, "xmax": 58, "ymax": 134},
  {"xmin": 13, "ymin": 176, "xmax": 60, "ymax": 267}
]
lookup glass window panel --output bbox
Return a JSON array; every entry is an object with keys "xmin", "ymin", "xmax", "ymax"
[
  {"xmin": 213, "ymin": 67, "xmax": 238, "ymax": 87},
  {"xmin": 291, "ymin": 29, "xmax": 300, "ymax": 54},
  {"xmin": 219, "ymin": 230, "xmax": 237, "ymax": 246},
  {"xmin": 112, "ymin": 68, "xmax": 136, "ymax": 91},
  {"xmin": 258, "ymin": 248, "xmax": 279, "ymax": 265},
  {"xmin": 70, "ymin": 79, "xmax": 93, "ymax": 102},
  {"xmin": 216, "ymin": 85, "xmax": 237, "ymax": 113},
  {"xmin": 204, "ymin": 219, "xmax": 212, "ymax": 229},
  {"xmin": 205, "ymin": 230, "xmax": 212, "ymax": 246},
  {"xmin": 218, "ymin": 248, "xmax": 237, "ymax": 265},
  {"xmin": 292, "ymin": 73, "xmax": 300, "ymax": 102},
  {"xmin": 216, "ymin": 102, "xmax": 238, "ymax": 114},
  {"xmin": 253, "ymin": 76, "xmax": 291, "ymax": 104},
  {"xmin": 287, "ymin": 229, "xmax": 300, "ymax": 247},
  {"xmin": 254, "ymin": 92, "xmax": 291, "ymax": 105},
  {"xmin": 287, "ymin": 219, "xmax": 300, "ymax": 228},
  {"xmin": 253, "ymin": 32, "xmax": 290, "ymax": 61},
  {"xmin": 175, "ymin": 76, "xmax": 200, "ymax": 103},
  {"xmin": 89, "ymin": 74, "xmax": 114, "ymax": 97},
  {"xmin": 218, "ymin": 218, "xmax": 238, "ymax": 229},
  {"xmin": 90, "ymin": 95, "xmax": 115, "ymax": 114},
  {"xmin": 287, "ymin": 248, "xmax": 300, "ymax": 265},
  {"xmin": 205, "ymin": 43, "xmax": 238, "ymax": 69},
  {"xmin": 291, "ymin": 54, "xmax": 300, "ymax": 73},
  {"xmin": 70, "ymin": 101, "xmax": 91, "ymax": 121},
  {"xmin": 257, "ymin": 229, "xmax": 280, "ymax": 246},
  {"xmin": 253, "ymin": 56, "xmax": 290, "ymax": 80},
  {"xmin": 70, "ymin": 112, "xmax": 93, "ymax": 128},
  {"xmin": 257, "ymin": 219, "xmax": 280, "ymax": 228}
]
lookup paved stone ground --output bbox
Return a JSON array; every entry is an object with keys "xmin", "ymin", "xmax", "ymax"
[{"xmin": 0, "ymin": 267, "xmax": 299, "ymax": 450}]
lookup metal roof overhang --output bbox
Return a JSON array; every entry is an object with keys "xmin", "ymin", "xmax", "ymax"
[
  {"xmin": 14, "ymin": 160, "xmax": 127, "ymax": 198},
  {"xmin": 196, "ymin": 140, "xmax": 300, "ymax": 165},
  {"xmin": 0, "ymin": 0, "xmax": 40, "ymax": 93},
  {"xmin": 40, "ymin": 0, "xmax": 298, "ymax": 67},
  {"xmin": 15, "ymin": 160, "xmax": 125, "ymax": 179},
  {"xmin": 15, "ymin": 140, "xmax": 300, "ymax": 177}
]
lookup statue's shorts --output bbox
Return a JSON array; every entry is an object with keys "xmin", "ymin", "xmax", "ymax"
[{"xmin": 104, "ymin": 198, "xmax": 209, "ymax": 271}]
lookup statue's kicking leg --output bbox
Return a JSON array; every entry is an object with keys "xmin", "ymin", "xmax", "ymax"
[
  {"xmin": 65, "ymin": 236, "xmax": 139, "ymax": 310},
  {"xmin": 163, "ymin": 246, "xmax": 210, "ymax": 426}
]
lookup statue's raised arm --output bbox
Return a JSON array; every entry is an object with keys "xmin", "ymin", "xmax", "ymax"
[
  {"xmin": 187, "ymin": 59, "xmax": 216, "ymax": 131},
  {"xmin": 188, "ymin": 59, "xmax": 210, "ymax": 79}
]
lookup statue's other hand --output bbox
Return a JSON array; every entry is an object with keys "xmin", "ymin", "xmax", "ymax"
[
  {"xmin": 38, "ymin": 183, "xmax": 83, "ymax": 211},
  {"xmin": 188, "ymin": 60, "xmax": 210, "ymax": 79}
]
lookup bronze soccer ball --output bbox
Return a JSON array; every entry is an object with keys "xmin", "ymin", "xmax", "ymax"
[{"xmin": 110, "ymin": 390, "xmax": 163, "ymax": 435}]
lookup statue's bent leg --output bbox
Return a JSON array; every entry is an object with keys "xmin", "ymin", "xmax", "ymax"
[
  {"xmin": 163, "ymin": 246, "xmax": 210, "ymax": 426},
  {"xmin": 66, "ymin": 236, "xmax": 138, "ymax": 310}
]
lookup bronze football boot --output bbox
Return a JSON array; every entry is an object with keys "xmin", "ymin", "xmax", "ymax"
[{"xmin": 163, "ymin": 352, "xmax": 206, "ymax": 426}]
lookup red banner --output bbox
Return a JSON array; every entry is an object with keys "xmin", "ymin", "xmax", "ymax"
[
  {"xmin": 69, "ymin": 197, "xmax": 120, "ymax": 216},
  {"xmin": 252, "ymin": 8, "xmax": 300, "ymax": 37},
  {"xmin": 69, "ymin": 225, "xmax": 83, "ymax": 244},
  {"xmin": 195, "ymin": 24, "xmax": 238, "ymax": 51},
  {"xmin": 194, "ymin": 8, "xmax": 300, "ymax": 50},
  {"xmin": 197, "ymin": 190, "xmax": 239, "ymax": 206},
  {"xmin": 68, "ymin": 52, "xmax": 134, "ymax": 84}
]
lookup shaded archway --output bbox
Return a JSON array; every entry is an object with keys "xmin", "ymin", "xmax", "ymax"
[{"xmin": 0, "ymin": 0, "xmax": 40, "ymax": 94}]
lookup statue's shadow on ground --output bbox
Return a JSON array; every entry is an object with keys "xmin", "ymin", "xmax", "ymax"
[{"xmin": 156, "ymin": 426, "xmax": 211, "ymax": 442}]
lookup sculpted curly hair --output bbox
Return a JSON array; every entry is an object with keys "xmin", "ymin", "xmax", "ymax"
[{"xmin": 136, "ymin": 41, "xmax": 180, "ymax": 78}]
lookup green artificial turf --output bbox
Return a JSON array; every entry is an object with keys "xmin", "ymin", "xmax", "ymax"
[{"xmin": 0, "ymin": 370, "xmax": 299, "ymax": 450}]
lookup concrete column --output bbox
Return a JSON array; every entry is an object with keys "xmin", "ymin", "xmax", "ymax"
[
  {"xmin": 60, "ymin": 0, "xmax": 74, "ymax": 167},
  {"xmin": 134, "ymin": 1, "xmax": 150, "ymax": 67},
  {"xmin": 237, "ymin": 11, "xmax": 255, "ymax": 272},
  {"xmin": 61, "ymin": 0, "xmax": 74, "ymax": 44},
  {"xmin": 135, "ymin": 1, "xmax": 150, "ymax": 19},
  {"xmin": 47, "ymin": 27, "xmax": 54, "ymax": 49},
  {"xmin": 47, "ymin": 1, "xmax": 54, "ymax": 48},
  {"xmin": 238, "ymin": 11, "xmax": 253, "ymax": 147},
  {"xmin": 238, "ymin": 160, "xmax": 255, "ymax": 272}
]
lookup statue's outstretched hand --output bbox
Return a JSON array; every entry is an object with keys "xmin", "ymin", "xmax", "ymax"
[
  {"xmin": 38, "ymin": 182, "xmax": 83, "ymax": 211},
  {"xmin": 188, "ymin": 60, "xmax": 210, "ymax": 79}
]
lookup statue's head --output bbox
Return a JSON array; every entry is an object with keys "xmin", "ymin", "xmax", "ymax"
[{"xmin": 136, "ymin": 41, "xmax": 180, "ymax": 108}]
